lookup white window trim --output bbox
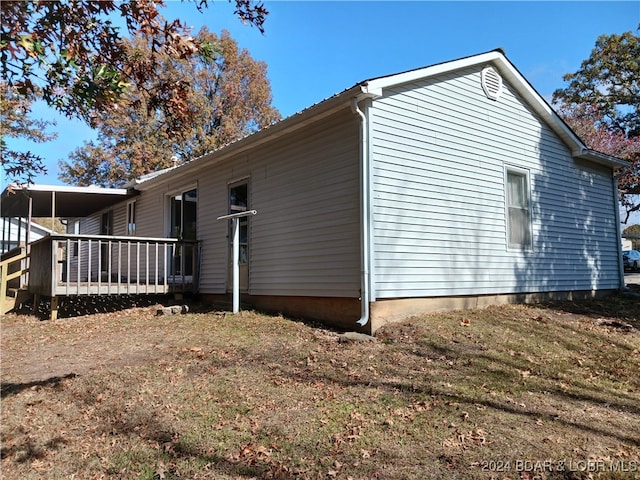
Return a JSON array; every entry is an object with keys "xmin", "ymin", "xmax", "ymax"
[{"xmin": 504, "ymin": 165, "xmax": 533, "ymax": 252}]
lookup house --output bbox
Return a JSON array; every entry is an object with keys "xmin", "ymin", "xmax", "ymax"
[
  {"xmin": 1, "ymin": 216, "xmax": 53, "ymax": 255},
  {"xmin": 0, "ymin": 50, "xmax": 627, "ymax": 332}
]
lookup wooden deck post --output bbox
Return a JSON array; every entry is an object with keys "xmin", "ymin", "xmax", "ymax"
[{"xmin": 50, "ymin": 296, "xmax": 59, "ymax": 321}]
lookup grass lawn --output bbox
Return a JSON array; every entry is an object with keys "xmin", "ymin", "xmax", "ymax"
[{"xmin": 1, "ymin": 294, "xmax": 639, "ymax": 479}]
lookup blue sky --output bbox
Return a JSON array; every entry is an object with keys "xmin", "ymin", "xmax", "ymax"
[{"xmin": 5, "ymin": 0, "xmax": 639, "ymax": 188}]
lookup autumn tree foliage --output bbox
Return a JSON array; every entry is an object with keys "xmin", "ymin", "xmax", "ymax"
[
  {"xmin": 553, "ymin": 28, "xmax": 640, "ymax": 223},
  {"xmin": 59, "ymin": 28, "xmax": 280, "ymax": 187},
  {"xmin": 1, "ymin": 0, "xmax": 268, "ymax": 185},
  {"xmin": 0, "ymin": 82, "xmax": 56, "ymax": 188}
]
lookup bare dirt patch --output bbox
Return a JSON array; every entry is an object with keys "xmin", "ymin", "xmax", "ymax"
[{"xmin": 2, "ymin": 305, "xmax": 175, "ymax": 384}]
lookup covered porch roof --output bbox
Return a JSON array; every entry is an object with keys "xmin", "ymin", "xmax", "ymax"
[{"xmin": 1, "ymin": 184, "xmax": 136, "ymax": 218}]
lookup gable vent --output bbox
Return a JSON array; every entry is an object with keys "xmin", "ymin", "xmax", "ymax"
[{"xmin": 481, "ymin": 66, "xmax": 503, "ymax": 100}]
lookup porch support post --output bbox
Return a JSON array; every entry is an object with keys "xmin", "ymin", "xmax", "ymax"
[
  {"xmin": 26, "ymin": 195, "xmax": 33, "ymax": 247},
  {"xmin": 217, "ymin": 210, "xmax": 257, "ymax": 314},
  {"xmin": 50, "ymin": 296, "xmax": 59, "ymax": 321},
  {"xmin": 51, "ymin": 191, "xmax": 56, "ymax": 225}
]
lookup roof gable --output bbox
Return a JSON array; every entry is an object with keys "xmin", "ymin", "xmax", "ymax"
[{"xmin": 357, "ymin": 49, "xmax": 625, "ymax": 168}]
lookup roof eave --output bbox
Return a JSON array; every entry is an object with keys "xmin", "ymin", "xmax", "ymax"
[
  {"xmin": 573, "ymin": 148, "xmax": 629, "ymax": 169},
  {"xmin": 0, "ymin": 184, "xmax": 136, "ymax": 218},
  {"xmin": 135, "ymin": 85, "xmax": 365, "ymax": 191}
]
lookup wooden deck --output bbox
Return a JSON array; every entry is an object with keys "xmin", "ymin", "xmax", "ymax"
[{"xmin": 1, "ymin": 234, "xmax": 199, "ymax": 319}]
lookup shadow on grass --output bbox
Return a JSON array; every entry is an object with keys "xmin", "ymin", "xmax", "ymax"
[
  {"xmin": 292, "ymin": 365, "xmax": 640, "ymax": 448},
  {"xmin": 248, "ymin": 329, "xmax": 640, "ymax": 450},
  {"xmin": 98, "ymin": 404, "xmax": 285, "ymax": 480},
  {"xmin": 1, "ymin": 373, "xmax": 78, "ymax": 399},
  {"xmin": 0, "ymin": 435, "xmax": 68, "ymax": 464},
  {"xmin": 537, "ymin": 292, "xmax": 640, "ymax": 329}
]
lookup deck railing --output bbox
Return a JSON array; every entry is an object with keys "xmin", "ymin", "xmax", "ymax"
[{"xmin": 28, "ymin": 234, "xmax": 200, "ymax": 297}]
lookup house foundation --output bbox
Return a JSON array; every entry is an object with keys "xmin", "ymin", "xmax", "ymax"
[
  {"xmin": 202, "ymin": 289, "xmax": 618, "ymax": 335},
  {"xmin": 368, "ymin": 289, "xmax": 618, "ymax": 333}
]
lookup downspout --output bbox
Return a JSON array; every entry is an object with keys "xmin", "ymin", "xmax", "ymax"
[{"xmin": 351, "ymin": 98, "xmax": 371, "ymax": 327}]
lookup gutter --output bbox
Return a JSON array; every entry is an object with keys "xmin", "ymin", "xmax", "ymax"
[
  {"xmin": 574, "ymin": 148, "xmax": 630, "ymax": 169},
  {"xmin": 351, "ymin": 97, "xmax": 371, "ymax": 327}
]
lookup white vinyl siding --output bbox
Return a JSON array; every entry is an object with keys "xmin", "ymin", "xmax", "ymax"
[
  {"xmin": 370, "ymin": 65, "xmax": 619, "ymax": 298},
  {"xmin": 132, "ymin": 109, "xmax": 361, "ymax": 297},
  {"xmin": 243, "ymin": 110, "xmax": 361, "ymax": 296}
]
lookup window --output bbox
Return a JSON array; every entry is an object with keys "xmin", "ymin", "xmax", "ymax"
[
  {"xmin": 100, "ymin": 211, "xmax": 113, "ymax": 236},
  {"xmin": 169, "ymin": 189, "xmax": 197, "ymax": 241},
  {"xmin": 229, "ymin": 182, "xmax": 249, "ymax": 264},
  {"xmin": 506, "ymin": 168, "xmax": 532, "ymax": 250},
  {"xmin": 168, "ymin": 188, "xmax": 197, "ymax": 276},
  {"xmin": 126, "ymin": 201, "xmax": 136, "ymax": 236}
]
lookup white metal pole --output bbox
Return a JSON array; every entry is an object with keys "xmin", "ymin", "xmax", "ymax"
[
  {"xmin": 232, "ymin": 216, "xmax": 240, "ymax": 313},
  {"xmin": 217, "ymin": 210, "xmax": 257, "ymax": 315}
]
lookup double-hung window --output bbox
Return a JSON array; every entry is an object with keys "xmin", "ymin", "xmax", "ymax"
[{"xmin": 506, "ymin": 167, "xmax": 532, "ymax": 250}]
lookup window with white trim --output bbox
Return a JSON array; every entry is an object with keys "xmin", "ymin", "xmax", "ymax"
[{"xmin": 506, "ymin": 167, "xmax": 532, "ymax": 250}]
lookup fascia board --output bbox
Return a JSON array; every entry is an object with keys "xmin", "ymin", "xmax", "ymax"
[
  {"xmin": 363, "ymin": 51, "xmax": 503, "ymax": 92},
  {"xmin": 21, "ymin": 184, "xmax": 130, "ymax": 196}
]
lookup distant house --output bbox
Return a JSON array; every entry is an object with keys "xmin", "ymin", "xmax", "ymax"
[
  {"xmin": 1, "ymin": 50, "xmax": 627, "ymax": 331},
  {"xmin": 1, "ymin": 217, "xmax": 52, "ymax": 255}
]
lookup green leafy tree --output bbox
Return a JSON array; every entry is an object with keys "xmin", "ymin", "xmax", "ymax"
[
  {"xmin": 553, "ymin": 28, "xmax": 640, "ymax": 223},
  {"xmin": 0, "ymin": 82, "xmax": 56, "ymax": 188},
  {"xmin": 1, "ymin": 0, "xmax": 268, "ymax": 185},
  {"xmin": 59, "ymin": 28, "xmax": 280, "ymax": 187}
]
